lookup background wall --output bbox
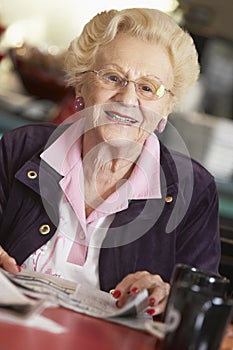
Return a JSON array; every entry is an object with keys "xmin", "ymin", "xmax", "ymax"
[{"xmin": 0, "ymin": 0, "xmax": 178, "ymax": 48}]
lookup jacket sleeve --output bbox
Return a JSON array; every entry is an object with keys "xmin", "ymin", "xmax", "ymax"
[
  {"xmin": 175, "ymin": 175, "xmax": 221, "ymax": 274},
  {"xmin": 0, "ymin": 128, "xmax": 29, "ymax": 222},
  {"xmin": 0, "ymin": 133, "xmax": 11, "ymax": 222}
]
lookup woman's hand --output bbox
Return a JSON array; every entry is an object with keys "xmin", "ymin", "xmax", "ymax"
[
  {"xmin": 111, "ymin": 271, "xmax": 170, "ymax": 316},
  {"xmin": 0, "ymin": 245, "xmax": 21, "ymax": 273}
]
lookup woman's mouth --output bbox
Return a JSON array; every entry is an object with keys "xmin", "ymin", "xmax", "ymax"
[{"xmin": 105, "ymin": 111, "xmax": 138, "ymax": 125}]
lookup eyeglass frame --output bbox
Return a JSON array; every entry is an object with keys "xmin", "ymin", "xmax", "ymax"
[{"xmin": 80, "ymin": 68, "xmax": 174, "ymax": 101}]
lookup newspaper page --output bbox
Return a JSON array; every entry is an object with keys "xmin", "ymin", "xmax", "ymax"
[{"xmin": 0, "ymin": 268, "xmax": 148, "ymax": 319}]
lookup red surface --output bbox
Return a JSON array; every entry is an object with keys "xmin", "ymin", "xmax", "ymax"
[
  {"xmin": 0, "ymin": 307, "xmax": 161, "ymax": 350},
  {"xmin": 0, "ymin": 306, "xmax": 231, "ymax": 350}
]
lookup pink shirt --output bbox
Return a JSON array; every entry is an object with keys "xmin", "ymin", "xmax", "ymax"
[
  {"xmin": 23, "ymin": 120, "xmax": 161, "ymax": 284},
  {"xmin": 41, "ymin": 119, "xmax": 161, "ymax": 220}
]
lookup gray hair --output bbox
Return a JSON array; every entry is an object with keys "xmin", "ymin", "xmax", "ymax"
[{"xmin": 64, "ymin": 8, "xmax": 200, "ymax": 97}]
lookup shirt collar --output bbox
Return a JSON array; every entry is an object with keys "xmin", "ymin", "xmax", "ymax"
[
  {"xmin": 40, "ymin": 119, "xmax": 85, "ymax": 176},
  {"xmin": 128, "ymin": 133, "xmax": 161, "ymax": 199},
  {"xmin": 41, "ymin": 122, "xmax": 161, "ymax": 210}
]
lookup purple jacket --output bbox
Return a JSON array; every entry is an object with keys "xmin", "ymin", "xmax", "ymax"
[{"xmin": 0, "ymin": 123, "xmax": 221, "ymax": 292}]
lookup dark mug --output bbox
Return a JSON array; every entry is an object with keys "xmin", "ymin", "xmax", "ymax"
[{"xmin": 162, "ymin": 264, "xmax": 232, "ymax": 350}]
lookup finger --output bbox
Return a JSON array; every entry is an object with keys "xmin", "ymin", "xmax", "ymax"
[
  {"xmin": 147, "ymin": 296, "xmax": 168, "ymax": 316},
  {"xmin": 148, "ymin": 282, "xmax": 170, "ymax": 305},
  {"xmin": 119, "ymin": 271, "xmax": 152, "ymax": 293},
  {"xmin": 129, "ymin": 273, "xmax": 164, "ymax": 295},
  {"xmin": 128, "ymin": 274, "xmax": 169, "ymax": 312},
  {"xmin": 147, "ymin": 301, "xmax": 167, "ymax": 316},
  {"xmin": 0, "ymin": 246, "xmax": 20, "ymax": 273},
  {"xmin": 113, "ymin": 271, "xmax": 150, "ymax": 307},
  {"xmin": 147, "ymin": 283, "xmax": 170, "ymax": 316}
]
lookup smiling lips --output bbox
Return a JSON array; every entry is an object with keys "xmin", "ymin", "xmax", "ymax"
[{"xmin": 105, "ymin": 111, "xmax": 138, "ymax": 125}]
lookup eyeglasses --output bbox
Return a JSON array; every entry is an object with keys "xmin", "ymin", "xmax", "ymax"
[{"xmin": 81, "ymin": 68, "xmax": 174, "ymax": 101}]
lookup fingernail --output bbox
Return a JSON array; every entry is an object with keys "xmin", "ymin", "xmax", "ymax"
[
  {"xmin": 112, "ymin": 290, "xmax": 121, "ymax": 299},
  {"xmin": 147, "ymin": 308, "xmax": 155, "ymax": 316},
  {"xmin": 131, "ymin": 287, "xmax": 139, "ymax": 294},
  {"xmin": 149, "ymin": 297, "xmax": 155, "ymax": 306},
  {"xmin": 16, "ymin": 265, "xmax": 21, "ymax": 272}
]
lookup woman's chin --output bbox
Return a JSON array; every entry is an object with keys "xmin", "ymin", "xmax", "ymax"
[
  {"xmin": 104, "ymin": 137, "xmax": 133, "ymax": 148},
  {"xmin": 98, "ymin": 124, "xmax": 145, "ymax": 146}
]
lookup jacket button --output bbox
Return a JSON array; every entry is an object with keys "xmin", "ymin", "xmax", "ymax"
[
  {"xmin": 27, "ymin": 170, "xmax": 38, "ymax": 179},
  {"xmin": 165, "ymin": 196, "xmax": 173, "ymax": 203},
  {"xmin": 39, "ymin": 224, "xmax": 51, "ymax": 235}
]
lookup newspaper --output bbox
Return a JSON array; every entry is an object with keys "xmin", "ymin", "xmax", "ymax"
[
  {"xmin": 0, "ymin": 269, "xmax": 46, "ymax": 318},
  {"xmin": 0, "ymin": 268, "xmax": 148, "ymax": 320}
]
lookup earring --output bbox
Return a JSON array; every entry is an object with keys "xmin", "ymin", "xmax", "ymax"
[
  {"xmin": 74, "ymin": 96, "xmax": 85, "ymax": 111},
  {"xmin": 157, "ymin": 118, "xmax": 167, "ymax": 133}
]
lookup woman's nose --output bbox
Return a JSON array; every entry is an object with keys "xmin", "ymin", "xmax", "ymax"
[{"xmin": 116, "ymin": 81, "xmax": 139, "ymax": 105}]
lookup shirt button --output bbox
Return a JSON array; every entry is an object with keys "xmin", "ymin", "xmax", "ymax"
[
  {"xmin": 165, "ymin": 196, "xmax": 173, "ymax": 203},
  {"xmin": 79, "ymin": 232, "xmax": 86, "ymax": 240},
  {"xmin": 39, "ymin": 224, "xmax": 51, "ymax": 235},
  {"xmin": 27, "ymin": 170, "xmax": 38, "ymax": 179}
]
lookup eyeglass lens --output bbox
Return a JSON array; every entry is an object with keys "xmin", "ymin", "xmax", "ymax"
[{"xmin": 96, "ymin": 69, "xmax": 166, "ymax": 100}]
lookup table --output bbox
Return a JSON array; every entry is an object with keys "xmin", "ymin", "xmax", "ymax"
[
  {"xmin": 0, "ymin": 307, "xmax": 161, "ymax": 350},
  {"xmin": 220, "ymin": 323, "xmax": 233, "ymax": 350},
  {"xmin": 0, "ymin": 306, "xmax": 232, "ymax": 350}
]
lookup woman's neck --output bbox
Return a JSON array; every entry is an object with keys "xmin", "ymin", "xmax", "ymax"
[
  {"xmin": 82, "ymin": 135, "xmax": 143, "ymax": 179},
  {"xmin": 82, "ymin": 133, "xmax": 143, "ymax": 216}
]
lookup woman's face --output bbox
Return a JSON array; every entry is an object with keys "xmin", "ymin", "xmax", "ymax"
[{"xmin": 78, "ymin": 33, "xmax": 174, "ymax": 146}]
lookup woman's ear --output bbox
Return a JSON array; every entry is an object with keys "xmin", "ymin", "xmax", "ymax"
[
  {"xmin": 156, "ymin": 95, "xmax": 176, "ymax": 133},
  {"xmin": 75, "ymin": 84, "xmax": 82, "ymax": 96},
  {"xmin": 164, "ymin": 96, "xmax": 175, "ymax": 117}
]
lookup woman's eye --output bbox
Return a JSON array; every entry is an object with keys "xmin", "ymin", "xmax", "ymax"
[
  {"xmin": 107, "ymin": 74, "xmax": 120, "ymax": 83},
  {"xmin": 140, "ymin": 84, "xmax": 154, "ymax": 94},
  {"xmin": 142, "ymin": 85, "xmax": 152, "ymax": 92}
]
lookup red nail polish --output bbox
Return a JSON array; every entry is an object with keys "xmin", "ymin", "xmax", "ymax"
[
  {"xmin": 131, "ymin": 287, "xmax": 139, "ymax": 294},
  {"xmin": 112, "ymin": 290, "xmax": 121, "ymax": 299},
  {"xmin": 149, "ymin": 297, "xmax": 155, "ymax": 306},
  {"xmin": 16, "ymin": 265, "xmax": 21, "ymax": 272},
  {"xmin": 147, "ymin": 308, "xmax": 155, "ymax": 316}
]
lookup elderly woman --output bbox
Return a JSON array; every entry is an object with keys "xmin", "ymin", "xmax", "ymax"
[{"xmin": 0, "ymin": 8, "xmax": 220, "ymax": 316}]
